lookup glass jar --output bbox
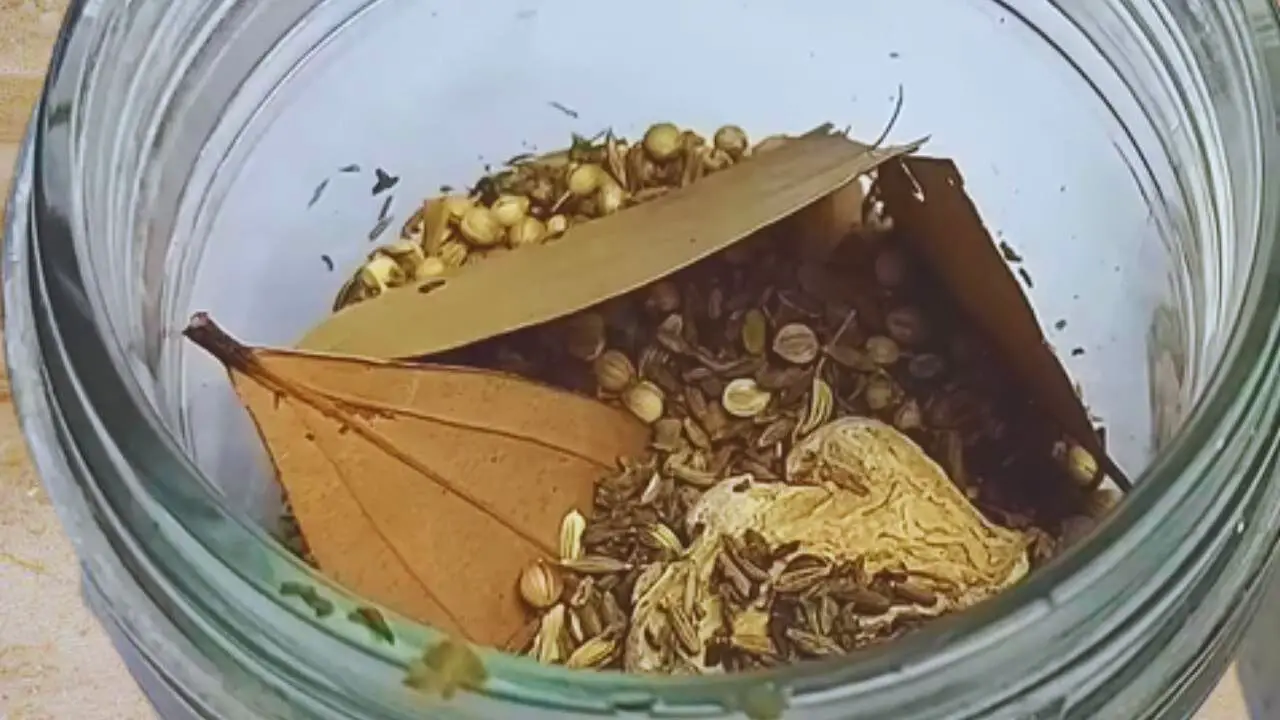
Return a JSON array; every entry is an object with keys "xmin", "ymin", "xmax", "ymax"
[{"xmin": 8, "ymin": 0, "xmax": 1280, "ymax": 717}]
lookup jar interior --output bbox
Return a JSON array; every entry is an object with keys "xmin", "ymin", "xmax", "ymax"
[{"xmin": 158, "ymin": 0, "xmax": 1212, "ymax": 529}]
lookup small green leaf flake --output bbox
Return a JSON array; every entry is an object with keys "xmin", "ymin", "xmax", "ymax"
[
  {"xmin": 404, "ymin": 638, "xmax": 488, "ymax": 700},
  {"xmin": 278, "ymin": 581, "xmax": 335, "ymax": 618}
]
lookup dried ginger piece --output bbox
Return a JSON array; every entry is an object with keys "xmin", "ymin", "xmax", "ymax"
[{"xmin": 626, "ymin": 417, "xmax": 1030, "ymax": 672}]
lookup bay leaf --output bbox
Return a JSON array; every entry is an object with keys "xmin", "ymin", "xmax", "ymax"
[
  {"xmin": 298, "ymin": 127, "xmax": 925, "ymax": 358},
  {"xmin": 877, "ymin": 157, "xmax": 1130, "ymax": 490},
  {"xmin": 183, "ymin": 313, "xmax": 649, "ymax": 647}
]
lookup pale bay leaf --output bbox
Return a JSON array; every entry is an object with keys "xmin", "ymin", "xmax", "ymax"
[{"xmin": 298, "ymin": 128, "xmax": 925, "ymax": 358}]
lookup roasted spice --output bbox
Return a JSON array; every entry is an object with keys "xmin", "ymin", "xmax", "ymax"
[{"xmin": 298, "ymin": 122, "xmax": 1112, "ymax": 674}]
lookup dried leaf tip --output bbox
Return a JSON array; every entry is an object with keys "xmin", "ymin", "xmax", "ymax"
[{"xmin": 182, "ymin": 312, "xmax": 256, "ymax": 371}]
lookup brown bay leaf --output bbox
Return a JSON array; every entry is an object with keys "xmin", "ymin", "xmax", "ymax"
[
  {"xmin": 298, "ymin": 127, "xmax": 925, "ymax": 358},
  {"xmin": 183, "ymin": 313, "xmax": 649, "ymax": 647},
  {"xmin": 878, "ymin": 157, "xmax": 1130, "ymax": 490}
]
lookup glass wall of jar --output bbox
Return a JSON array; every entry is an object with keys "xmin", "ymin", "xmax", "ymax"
[{"xmin": 7, "ymin": 0, "xmax": 1280, "ymax": 717}]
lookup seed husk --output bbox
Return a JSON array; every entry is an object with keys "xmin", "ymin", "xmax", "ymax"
[
  {"xmin": 722, "ymin": 378, "xmax": 772, "ymax": 418},
  {"xmin": 773, "ymin": 324, "xmax": 820, "ymax": 364}
]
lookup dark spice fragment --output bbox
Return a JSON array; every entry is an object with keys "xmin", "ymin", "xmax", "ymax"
[
  {"xmin": 372, "ymin": 167, "xmax": 400, "ymax": 195},
  {"xmin": 308, "ymin": 178, "xmax": 329, "ymax": 208},
  {"xmin": 348, "ymin": 606, "xmax": 396, "ymax": 644},
  {"xmin": 998, "ymin": 240, "xmax": 1023, "ymax": 263}
]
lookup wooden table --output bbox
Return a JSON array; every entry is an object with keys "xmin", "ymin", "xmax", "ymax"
[{"xmin": 0, "ymin": 1, "xmax": 1252, "ymax": 717}]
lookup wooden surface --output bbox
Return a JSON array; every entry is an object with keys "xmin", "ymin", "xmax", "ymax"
[
  {"xmin": 0, "ymin": 5, "xmax": 155, "ymax": 719},
  {"xmin": 0, "ymin": 1, "xmax": 1252, "ymax": 718}
]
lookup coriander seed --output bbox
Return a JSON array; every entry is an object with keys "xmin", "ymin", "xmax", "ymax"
[
  {"xmin": 773, "ymin": 323, "xmax": 820, "ymax": 365},
  {"xmin": 643, "ymin": 123, "xmax": 682, "ymax": 162},
  {"xmin": 593, "ymin": 350, "xmax": 636, "ymax": 394},
  {"xmin": 865, "ymin": 336, "xmax": 901, "ymax": 366},
  {"xmin": 459, "ymin": 206, "xmax": 503, "ymax": 247},
  {"xmin": 722, "ymin": 378, "xmax": 772, "ymax": 418},
  {"xmin": 519, "ymin": 562, "xmax": 563, "ymax": 610},
  {"xmin": 713, "ymin": 125, "xmax": 750, "ymax": 159},
  {"xmin": 491, "ymin": 194, "xmax": 530, "ymax": 227},
  {"xmin": 546, "ymin": 214, "xmax": 570, "ymax": 237},
  {"xmin": 413, "ymin": 255, "xmax": 447, "ymax": 280},
  {"xmin": 886, "ymin": 306, "xmax": 929, "ymax": 345},
  {"xmin": 623, "ymin": 381, "xmax": 666, "ymax": 424},
  {"xmin": 508, "ymin": 216, "xmax": 547, "ymax": 248},
  {"xmin": 568, "ymin": 164, "xmax": 606, "ymax": 197},
  {"xmin": 597, "ymin": 178, "xmax": 626, "ymax": 216},
  {"xmin": 646, "ymin": 281, "xmax": 681, "ymax": 314}
]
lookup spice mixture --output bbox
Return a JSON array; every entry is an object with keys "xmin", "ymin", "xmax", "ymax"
[{"xmin": 287, "ymin": 122, "xmax": 1118, "ymax": 673}]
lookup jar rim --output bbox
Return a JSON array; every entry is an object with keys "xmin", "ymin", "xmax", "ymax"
[{"xmin": 11, "ymin": 0, "xmax": 1280, "ymax": 715}]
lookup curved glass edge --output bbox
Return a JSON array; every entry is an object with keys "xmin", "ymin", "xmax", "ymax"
[{"xmin": 10, "ymin": 0, "xmax": 1280, "ymax": 718}]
